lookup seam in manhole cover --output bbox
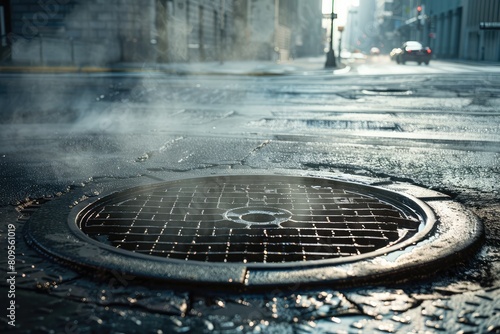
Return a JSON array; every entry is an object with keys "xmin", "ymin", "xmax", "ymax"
[{"xmin": 24, "ymin": 173, "xmax": 483, "ymax": 288}]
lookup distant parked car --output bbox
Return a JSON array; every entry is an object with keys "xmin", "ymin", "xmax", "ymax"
[
  {"xmin": 396, "ymin": 41, "xmax": 432, "ymax": 65},
  {"xmin": 389, "ymin": 47, "xmax": 402, "ymax": 61},
  {"xmin": 370, "ymin": 47, "xmax": 381, "ymax": 55},
  {"xmin": 340, "ymin": 49, "xmax": 352, "ymax": 59},
  {"xmin": 351, "ymin": 50, "xmax": 367, "ymax": 60}
]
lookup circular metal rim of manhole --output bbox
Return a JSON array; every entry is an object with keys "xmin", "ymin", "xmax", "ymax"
[
  {"xmin": 24, "ymin": 173, "xmax": 484, "ymax": 288},
  {"xmin": 72, "ymin": 175, "xmax": 434, "ymax": 267}
]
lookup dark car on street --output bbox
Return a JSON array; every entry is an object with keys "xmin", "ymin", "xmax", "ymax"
[{"xmin": 396, "ymin": 41, "xmax": 432, "ymax": 65}]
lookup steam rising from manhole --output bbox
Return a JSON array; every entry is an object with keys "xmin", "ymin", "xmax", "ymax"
[{"xmin": 75, "ymin": 175, "xmax": 428, "ymax": 264}]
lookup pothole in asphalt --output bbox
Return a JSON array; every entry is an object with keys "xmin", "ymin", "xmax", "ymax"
[
  {"xmin": 24, "ymin": 173, "xmax": 483, "ymax": 288},
  {"xmin": 258, "ymin": 118, "xmax": 403, "ymax": 131},
  {"xmin": 361, "ymin": 88, "xmax": 413, "ymax": 96}
]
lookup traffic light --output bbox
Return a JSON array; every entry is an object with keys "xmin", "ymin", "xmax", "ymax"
[{"xmin": 416, "ymin": 6, "xmax": 422, "ymax": 30}]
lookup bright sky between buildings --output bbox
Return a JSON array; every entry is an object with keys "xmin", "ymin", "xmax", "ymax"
[{"xmin": 322, "ymin": 0, "xmax": 359, "ymax": 26}]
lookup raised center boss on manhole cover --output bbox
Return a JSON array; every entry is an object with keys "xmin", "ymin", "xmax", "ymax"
[{"xmin": 24, "ymin": 174, "xmax": 483, "ymax": 287}]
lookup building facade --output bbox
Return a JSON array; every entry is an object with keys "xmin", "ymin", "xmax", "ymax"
[
  {"xmin": 232, "ymin": 0, "xmax": 323, "ymax": 61},
  {"xmin": 295, "ymin": 0, "xmax": 323, "ymax": 58},
  {"xmin": 156, "ymin": 0, "xmax": 235, "ymax": 62},
  {"xmin": 460, "ymin": 0, "xmax": 500, "ymax": 61},
  {"xmin": 377, "ymin": 0, "xmax": 500, "ymax": 62},
  {"xmin": 344, "ymin": 0, "xmax": 377, "ymax": 53},
  {"xmin": 3, "ymin": 0, "xmax": 237, "ymax": 64},
  {"xmin": 6, "ymin": 0, "xmax": 155, "ymax": 64},
  {"xmin": 1, "ymin": 0, "xmax": 324, "ymax": 65}
]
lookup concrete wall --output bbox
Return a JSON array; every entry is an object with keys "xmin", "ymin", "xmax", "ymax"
[
  {"xmin": 295, "ymin": 0, "xmax": 323, "ymax": 57},
  {"xmin": 425, "ymin": 0, "xmax": 463, "ymax": 59},
  {"xmin": 155, "ymin": 0, "xmax": 234, "ymax": 63},
  {"xmin": 8, "ymin": 0, "xmax": 155, "ymax": 64},
  {"xmin": 461, "ymin": 0, "xmax": 500, "ymax": 61},
  {"xmin": 7, "ymin": 0, "xmax": 235, "ymax": 64},
  {"xmin": 6, "ymin": 0, "xmax": 318, "ymax": 64},
  {"xmin": 248, "ymin": 0, "xmax": 276, "ymax": 60}
]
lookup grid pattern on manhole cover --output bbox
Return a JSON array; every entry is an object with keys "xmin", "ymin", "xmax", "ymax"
[{"xmin": 78, "ymin": 176, "xmax": 422, "ymax": 263}]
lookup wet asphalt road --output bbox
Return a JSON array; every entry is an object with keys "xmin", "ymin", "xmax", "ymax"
[{"xmin": 1, "ymin": 57, "xmax": 500, "ymax": 333}]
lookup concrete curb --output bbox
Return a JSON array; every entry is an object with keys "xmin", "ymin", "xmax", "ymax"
[{"xmin": 0, "ymin": 59, "xmax": 350, "ymax": 76}]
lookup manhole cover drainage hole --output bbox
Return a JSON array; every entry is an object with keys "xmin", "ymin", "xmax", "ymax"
[
  {"xmin": 243, "ymin": 213, "xmax": 274, "ymax": 223},
  {"xmin": 25, "ymin": 174, "xmax": 483, "ymax": 287},
  {"xmin": 224, "ymin": 207, "xmax": 292, "ymax": 227}
]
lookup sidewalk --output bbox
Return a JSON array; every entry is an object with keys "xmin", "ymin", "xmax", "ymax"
[
  {"xmin": 0, "ymin": 56, "xmax": 349, "ymax": 76},
  {"xmin": 433, "ymin": 58, "xmax": 500, "ymax": 67}
]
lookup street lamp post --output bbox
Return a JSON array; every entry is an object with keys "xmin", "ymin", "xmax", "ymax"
[{"xmin": 325, "ymin": 0, "xmax": 337, "ymax": 68}]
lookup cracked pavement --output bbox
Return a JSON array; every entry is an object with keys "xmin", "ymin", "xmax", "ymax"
[{"xmin": 1, "ymin": 58, "xmax": 500, "ymax": 333}]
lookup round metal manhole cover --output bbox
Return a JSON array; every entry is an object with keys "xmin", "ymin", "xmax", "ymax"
[
  {"xmin": 24, "ymin": 174, "xmax": 483, "ymax": 288},
  {"xmin": 77, "ymin": 175, "xmax": 429, "ymax": 264}
]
